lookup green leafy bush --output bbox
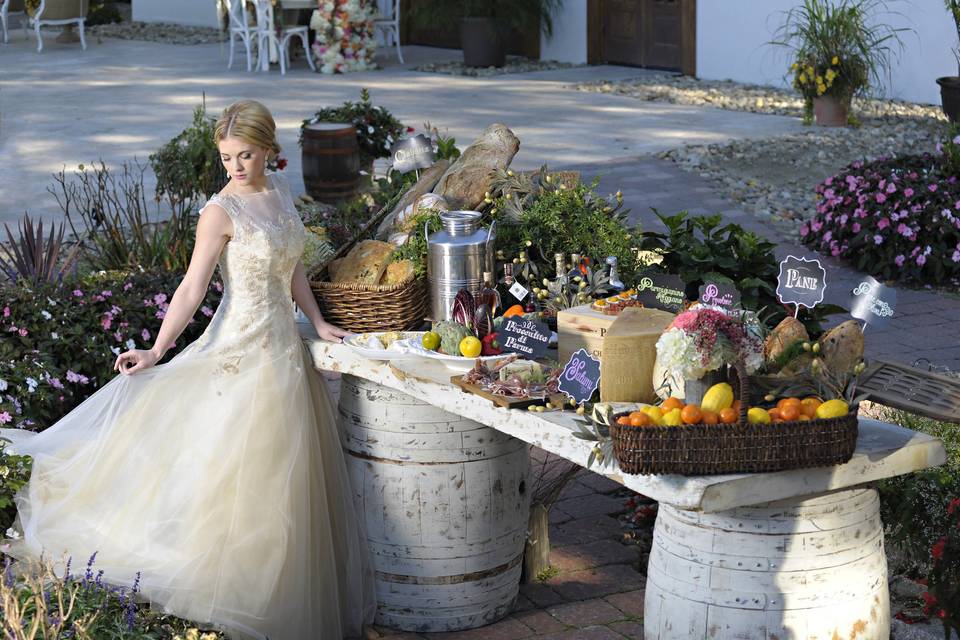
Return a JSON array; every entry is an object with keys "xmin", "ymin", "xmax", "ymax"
[
  {"xmin": 0, "ymin": 440, "xmax": 31, "ymax": 536},
  {"xmin": 150, "ymin": 102, "xmax": 228, "ymax": 206},
  {"xmin": 490, "ymin": 167, "xmax": 642, "ymax": 285},
  {"xmin": 639, "ymin": 211, "xmax": 843, "ymax": 333},
  {"xmin": 300, "ymin": 88, "xmax": 407, "ymax": 166}
]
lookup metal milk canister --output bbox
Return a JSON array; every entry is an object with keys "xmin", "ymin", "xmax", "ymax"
[{"xmin": 426, "ymin": 211, "xmax": 495, "ymax": 321}]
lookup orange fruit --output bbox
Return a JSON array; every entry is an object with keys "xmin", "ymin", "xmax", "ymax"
[
  {"xmin": 778, "ymin": 397, "xmax": 802, "ymax": 410},
  {"xmin": 701, "ymin": 410, "xmax": 719, "ymax": 425},
  {"xmin": 798, "ymin": 414, "xmax": 811, "ymax": 421},
  {"xmin": 681, "ymin": 404, "xmax": 703, "ymax": 425},
  {"xmin": 629, "ymin": 411, "xmax": 646, "ymax": 420},
  {"xmin": 768, "ymin": 407, "xmax": 782, "ymax": 421},
  {"xmin": 780, "ymin": 404, "xmax": 800, "ymax": 422},
  {"xmin": 617, "ymin": 416, "xmax": 631, "ymax": 426},
  {"xmin": 630, "ymin": 413, "xmax": 651, "ymax": 427},
  {"xmin": 731, "ymin": 399, "xmax": 742, "ymax": 414},
  {"xmin": 800, "ymin": 397, "xmax": 822, "ymax": 417},
  {"xmin": 719, "ymin": 407, "xmax": 738, "ymax": 424},
  {"xmin": 661, "ymin": 397, "xmax": 685, "ymax": 411}
]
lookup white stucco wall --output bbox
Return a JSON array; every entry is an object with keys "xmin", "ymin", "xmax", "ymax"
[
  {"xmin": 697, "ymin": 0, "xmax": 957, "ymax": 105},
  {"xmin": 132, "ymin": 0, "xmax": 220, "ymax": 28},
  {"xmin": 541, "ymin": 0, "xmax": 588, "ymax": 64}
]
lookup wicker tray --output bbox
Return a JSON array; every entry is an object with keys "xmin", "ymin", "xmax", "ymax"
[
  {"xmin": 310, "ymin": 277, "xmax": 428, "ymax": 333},
  {"xmin": 609, "ymin": 365, "xmax": 859, "ymax": 475}
]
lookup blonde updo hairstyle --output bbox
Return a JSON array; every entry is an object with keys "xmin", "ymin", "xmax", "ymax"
[{"xmin": 214, "ymin": 100, "xmax": 282, "ymax": 161}]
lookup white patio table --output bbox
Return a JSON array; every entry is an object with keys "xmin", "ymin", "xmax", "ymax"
[{"xmin": 301, "ymin": 324, "xmax": 947, "ymax": 639}]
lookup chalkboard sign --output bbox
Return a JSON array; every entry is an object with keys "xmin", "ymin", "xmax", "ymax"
[
  {"xmin": 776, "ymin": 255, "xmax": 827, "ymax": 310},
  {"xmin": 636, "ymin": 272, "xmax": 685, "ymax": 312},
  {"xmin": 851, "ymin": 275, "xmax": 896, "ymax": 329},
  {"xmin": 499, "ymin": 317, "xmax": 550, "ymax": 359},
  {"xmin": 391, "ymin": 134, "xmax": 436, "ymax": 174},
  {"xmin": 558, "ymin": 348, "xmax": 601, "ymax": 404},
  {"xmin": 699, "ymin": 281, "xmax": 741, "ymax": 309}
]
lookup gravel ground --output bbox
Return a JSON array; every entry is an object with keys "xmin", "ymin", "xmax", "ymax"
[
  {"xmin": 581, "ymin": 75, "xmax": 951, "ymax": 241},
  {"xmin": 415, "ymin": 57, "xmax": 581, "ymax": 77},
  {"xmin": 89, "ymin": 21, "xmax": 224, "ymax": 45}
]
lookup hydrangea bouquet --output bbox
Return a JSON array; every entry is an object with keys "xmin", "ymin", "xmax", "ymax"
[{"xmin": 655, "ymin": 307, "xmax": 764, "ymax": 381}]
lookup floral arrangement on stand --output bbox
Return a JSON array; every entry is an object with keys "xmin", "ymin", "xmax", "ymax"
[
  {"xmin": 923, "ymin": 496, "xmax": 960, "ymax": 637},
  {"xmin": 309, "ymin": 0, "xmax": 377, "ymax": 74},
  {"xmin": 655, "ymin": 307, "xmax": 765, "ymax": 384}
]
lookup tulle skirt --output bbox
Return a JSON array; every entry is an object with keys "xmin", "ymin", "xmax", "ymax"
[{"xmin": 0, "ymin": 340, "xmax": 377, "ymax": 640}]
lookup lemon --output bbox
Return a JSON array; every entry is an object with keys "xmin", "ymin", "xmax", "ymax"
[
  {"xmin": 459, "ymin": 336, "xmax": 482, "ymax": 358},
  {"xmin": 747, "ymin": 407, "xmax": 771, "ymax": 425},
  {"xmin": 701, "ymin": 382, "xmax": 734, "ymax": 414},
  {"xmin": 642, "ymin": 405, "xmax": 663, "ymax": 425},
  {"xmin": 662, "ymin": 408, "xmax": 683, "ymax": 426},
  {"xmin": 421, "ymin": 331, "xmax": 441, "ymax": 351},
  {"xmin": 815, "ymin": 399, "xmax": 849, "ymax": 419}
]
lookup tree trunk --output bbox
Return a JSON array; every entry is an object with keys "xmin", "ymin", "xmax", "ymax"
[{"xmin": 522, "ymin": 502, "xmax": 550, "ymax": 583}]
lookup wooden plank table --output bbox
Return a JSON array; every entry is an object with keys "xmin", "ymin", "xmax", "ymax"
[{"xmin": 302, "ymin": 328, "xmax": 947, "ymax": 639}]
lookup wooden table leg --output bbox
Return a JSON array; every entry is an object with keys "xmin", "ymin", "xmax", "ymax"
[{"xmin": 643, "ymin": 488, "xmax": 890, "ymax": 639}]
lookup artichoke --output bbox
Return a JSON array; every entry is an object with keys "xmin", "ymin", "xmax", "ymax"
[{"xmin": 433, "ymin": 320, "xmax": 473, "ymax": 356}]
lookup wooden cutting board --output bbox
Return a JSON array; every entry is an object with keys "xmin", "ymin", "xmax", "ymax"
[{"xmin": 451, "ymin": 375, "xmax": 566, "ymax": 410}]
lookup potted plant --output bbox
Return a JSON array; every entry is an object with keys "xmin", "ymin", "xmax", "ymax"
[
  {"xmin": 939, "ymin": 0, "xmax": 960, "ymax": 122},
  {"xmin": 411, "ymin": 0, "xmax": 563, "ymax": 68},
  {"xmin": 771, "ymin": 0, "xmax": 908, "ymax": 126}
]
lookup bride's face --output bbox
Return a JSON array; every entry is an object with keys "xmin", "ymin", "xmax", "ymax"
[{"xmin": 218, "ymin": 137, "xmax": 268, "ymax": 185}]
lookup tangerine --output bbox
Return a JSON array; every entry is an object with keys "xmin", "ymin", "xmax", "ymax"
[
  {"xmin": 629, "ymin": 411, "xmax": 646, "ymax": 420},
  {"xmin": 630, "ymin": 414, "xmax": 650, "ymax": 427},
  {"xmin": 768, "ymin": 407, "xmax": 782, "ymax": 421},
  {"xmin": 797, "ymin": 414, "xmax": 812, "ymax": 421},
  {"xmin": 681, "ymin": 404, "xmax": 703, "ymax": 425},
  {"xmin": 731, "ymin": 399, "xmax": 742, "ymax": 414},
  {"xmin": 800, "ymin": 397, "xmax": 822, "ymax": 417},
  {"xmin": 778, "ymin": 397, "xmax": 802, "ymax": 411},
  {"xmin": 701, "ymin": 410, "xmax": 719, "ymax": 425},
  {"xmin": 719, "ymin": 407, "xmax": 738, "ymax": 424},
  {"xmin": 780, "ymin": 404, "xmax": 801, "ymax": 422},
  {"xmin": 661, "ymin": 397, "xmax": 685, "ymax": 411},
  {"xmin": 617, "ymin": 416, "xmax": 631, "ymax": 426}
]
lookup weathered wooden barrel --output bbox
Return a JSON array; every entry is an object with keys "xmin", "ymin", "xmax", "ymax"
[
  {"xmin": 338, "ymin": 375, "xmax": 532, "ymax": 632},
  {"xmin": 300, "ymin": 122, "xmax": 360, "ymax": 203},
  {"xmin": 644, "ymin": 488, "xmax": 889, "ymax": 639}
]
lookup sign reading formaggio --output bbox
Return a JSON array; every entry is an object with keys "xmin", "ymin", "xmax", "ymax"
[
  {"xmin": 390, "ymin": 134, "xmax": 436, "ymax": 174},
  {"xmin": 777, "ymin": 255, "xmax": 827, "ymax": 310}
]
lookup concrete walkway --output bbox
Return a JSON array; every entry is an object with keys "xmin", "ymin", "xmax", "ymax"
[{"xmin": 0, "ymin": 35, "xmax": 804, "ymax": 228}]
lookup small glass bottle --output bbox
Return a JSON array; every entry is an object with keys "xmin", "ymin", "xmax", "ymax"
[{"xmin": 477, "ymin": 271, "xmax": 501, "ymax": 315}]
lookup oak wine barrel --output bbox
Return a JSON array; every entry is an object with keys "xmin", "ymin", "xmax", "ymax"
[
  {"xmin": 338, "ymin": 375, "xmax": 532, "ymax": 632},
  {"xmin": 301, "ymin": 122, "xmax": 360, "ymax": 203}
]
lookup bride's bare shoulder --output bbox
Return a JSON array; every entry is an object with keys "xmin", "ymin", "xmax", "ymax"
[{"xmin": 197, "ymin": 201, "xmax": 234, "ymax": 239}]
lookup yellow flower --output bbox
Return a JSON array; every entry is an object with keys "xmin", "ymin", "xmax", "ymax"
[
  {"xmin": 798, "ymin": 72, "xmax": 807, "ymax": 83},
  {"xmin": 817, "ymin": 83, "xmax": 827, "ymax": 95},
  {"xmin": 815, "ymin": 75, "xmax": 823, "ymax": 84},
  {"xmin": 186, "ymin": 631, "xmax": 200, "ymax": 640},
  {"xmin": 807, "ymin": 65, "xmax": 815, "ymax": 76},
  {"xmin": 825, "ymin": 68, "xmax": 836, "ymax": 81},
  {"xmin": 832, "ymin": 56, "xmax": 839, "ymax": 65},
  {"xmin": 200, "ymin": 634, "xmax": 219, "ymax": 640},
  {"xmin": 791, "ymin": 62, "xmax": 799, "ymax": 70}
]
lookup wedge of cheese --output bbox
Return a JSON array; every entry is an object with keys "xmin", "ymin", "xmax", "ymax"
[{"xmin": 599, "ymin": 307, "xmax": 675, "ymax": 403}]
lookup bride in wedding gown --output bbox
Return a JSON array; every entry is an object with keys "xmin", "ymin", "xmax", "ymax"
[{"xmin": 0, "ymin": 100, "xmax": 378, "ymax": 640}]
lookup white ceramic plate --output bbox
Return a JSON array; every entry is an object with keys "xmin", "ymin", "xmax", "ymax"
[
  {"xmin": 395, "ymin": 338, "xmax": 514, "ymax": 369},
  {"xmin": 343, "ymin": 331, "xmax": 425, "ymax": 361}
]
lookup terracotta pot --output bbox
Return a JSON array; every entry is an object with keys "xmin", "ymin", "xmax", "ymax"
[
  {"xmin": 937, "ymin": 76, "xmax": 960, "ymax": 123},
  {"xmin": 812, "ymin": 95, "xmax": 850, "ymax": 127},
  {"xmin": 460, "ymin": 17, "xmax": 506, "ymax": 68}
]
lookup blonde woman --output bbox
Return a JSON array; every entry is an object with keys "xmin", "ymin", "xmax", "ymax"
[{"xmin": 0, "ymin": 100, "xmax": 377, "ymax": 639}]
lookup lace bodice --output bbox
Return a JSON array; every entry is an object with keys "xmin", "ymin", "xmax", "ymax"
[{"xmin": 189, "ymin": 173, "xmax": 306, "ymax": 368}]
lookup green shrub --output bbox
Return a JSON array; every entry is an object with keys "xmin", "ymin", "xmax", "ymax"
[
  {"xmin": 300, "ymin": 88, "xmax": 406, "ymax": 167},
  {"xmin": 151, "ymin": 102, "xmax": 228, "ymax": 206}
]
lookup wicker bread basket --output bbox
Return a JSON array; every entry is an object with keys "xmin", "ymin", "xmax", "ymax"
[
  {"xmin": 609, "ymin": 363, "xmax": 858, "ymax": 475},
  {"xmin": 310, "ymin": 277, "xmax": 428, "ymax": 333}
]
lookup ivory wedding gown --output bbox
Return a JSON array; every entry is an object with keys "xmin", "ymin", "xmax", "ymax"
[{"xmin": 0, "ymin": 172, "xmax": 377, "ymax": 640}]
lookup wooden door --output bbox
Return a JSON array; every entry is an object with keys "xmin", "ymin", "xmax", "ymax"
[{"xmin": 589, "ymin": 0, "xmax": 695, "ymax": 75}]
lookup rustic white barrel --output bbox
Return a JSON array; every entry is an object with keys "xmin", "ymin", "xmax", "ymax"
[
  {"xmin": 338, "ymin": 374, "xmax": 532, "ymax": 632},
  {"xmin": 644, "ymin": 488, "xmax": 889, "ymax": 640}
]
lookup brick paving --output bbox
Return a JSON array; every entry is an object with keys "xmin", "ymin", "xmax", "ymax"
[{"xmin": 559, "ymin": 156, "xmax": 960, "ymax": 372}]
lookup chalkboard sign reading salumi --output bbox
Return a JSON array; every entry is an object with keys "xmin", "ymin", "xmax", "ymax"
[
  {"xmin": 500, "ymin": 317, "xmax": 550, "ymax": 359},
  {"xmin": 699, "ymin": 281, "xmax": 741, "ymax": 309},
  {"xmin": 558, "ymin": 348, "xmax": 601, "ymax": 405},
  {"xmin": 391, "ymin": 134, "xmax": 436, "ymax": 174},
  {"xmin": 776, "ymin": 255, "xmax": 827, "ymax": 311},
  {"xmin": 636, "ymin": 272, "xmax": 685, "ymax": 312},
  {"xmin": 851, "ymin": 275, "xmax": 896, "ymax": 329}
]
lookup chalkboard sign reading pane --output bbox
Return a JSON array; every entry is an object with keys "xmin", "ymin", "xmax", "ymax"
[
  {"xmin": 776, "ymin": 255, "xmax": 827, "ymax": 310},
  {"xmin": 499, "ymin": 317, "xmax": 550, "ymax": 359}
]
